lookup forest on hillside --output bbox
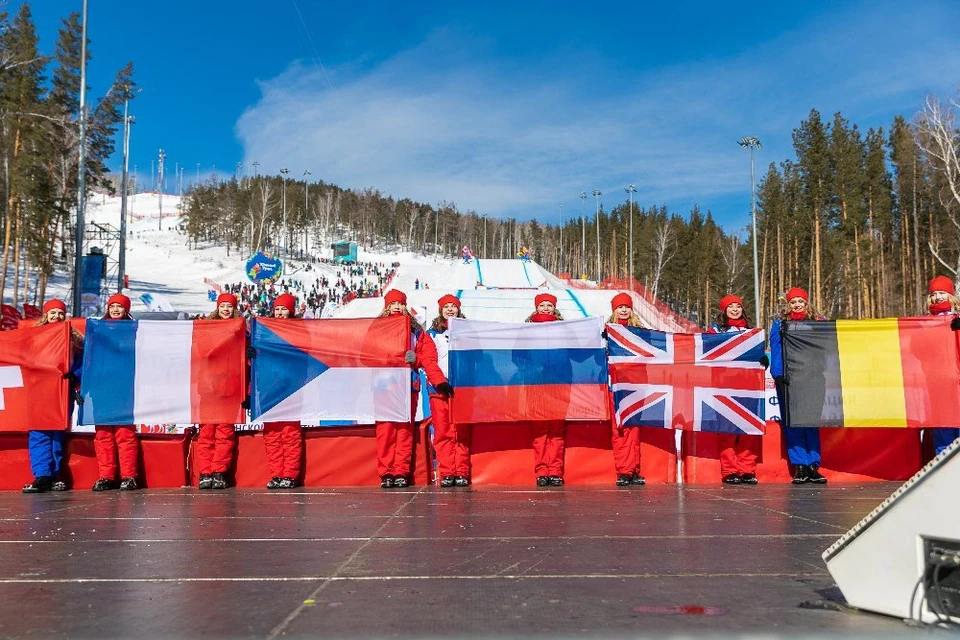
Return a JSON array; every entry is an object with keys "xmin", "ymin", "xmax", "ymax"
[
  {"xmin": 0, "ymin": 4, "xmax": 134, "ymax": 307},
  {"xmin": 183, "ymin": 99, "xmax": 960, "ymax": 328}
]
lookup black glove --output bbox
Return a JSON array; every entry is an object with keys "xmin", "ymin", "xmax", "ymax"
[
  {"xmin": 774, "ymin": 375, "xmax": 786, "ymax": 386},
  {"xmin": 246, "ymin": 346, "xmax": 257, "ymax": 359},
  {"xmin": 758, "ymin": 354, "xmax": 770, "ymax": 368},
  {"xmin": 241, "ymin": 396, "xmax": 250, "ymax": 410},
  {"xmin": 951, "ymin": 317, "xmax": 960, "ymax": 331},
  {"xmin": 436, "ymin": 382, "xmax": 455, "ymax": 398}
]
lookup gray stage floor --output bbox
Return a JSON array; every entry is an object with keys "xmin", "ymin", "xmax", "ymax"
[{"xmin": 0, "ymin": 483, "xmax": 937, "ymax": 637}]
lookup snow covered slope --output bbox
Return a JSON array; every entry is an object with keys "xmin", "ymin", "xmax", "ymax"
[{"xmin": 31, "ymin": 193, "xmax": 682, "ymax": 330}]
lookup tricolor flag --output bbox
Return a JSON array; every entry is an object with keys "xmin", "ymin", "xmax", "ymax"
[
  {"xmin": 607, "ymin": 325, "xmax": 766, "ymax": 434},
  {"xmin": 781, "ymin": 317, "xmax": 960, "ymax": 428},
  {"xmin": 448, "ymin": 317, "xmax": 608, "ymax": 423},
  {"xmin": 79, "ymin": 319, "xmax": 247, "ymax": 425},
  {"xmin": 0, "ymin": 323, "xmax": 71, "ymax": 432},
  {"xmin": 250, "ymin": 316, "xmax": 411, "ymax": 423}
]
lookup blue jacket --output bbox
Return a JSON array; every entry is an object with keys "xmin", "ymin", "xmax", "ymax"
[{"xmin": 769, "ymin": 318, "xmax": 783, "ymax": 378}]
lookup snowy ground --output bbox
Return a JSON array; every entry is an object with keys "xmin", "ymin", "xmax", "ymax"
[{"xmin": 29, "ymin": 193, "xmax": 680, "ymax": 329}]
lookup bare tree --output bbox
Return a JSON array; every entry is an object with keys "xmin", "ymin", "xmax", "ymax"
[
  {"xmin": 719, "ymin": 234, "xmax": 745, "ymax": 292},
  {"xmin": 250, "ymin": 180, "xmax": 275, "ymax": 251},
  {"xmin": 406, "ymin": 204, "xmax": 421, "ymax": 248},
  {"xmin": 917, "ymin": 95, "xmax": 960, "ymax": 283},
  {"xmin": 650, "ymin": 219, "xmax": 676, "ymax": 300}
]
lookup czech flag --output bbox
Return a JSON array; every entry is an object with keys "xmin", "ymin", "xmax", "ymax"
[
  {"xmin": 448, "ymin": 317, "xmax": 608, "ymax": 423},
  {"xmin": 781, "ymin": 317, "xmax": 960, "ymax": 428},
  {"xmin": 79, "ymin": 319, "xmax": 247, "ymax": 425},
  {"xmin": 0, "ymin": 323, "xmax": 71, "ymax": 432},
  {"xmin": 250, "ymin": 316, "xmax": 411, "ymax": 423}
]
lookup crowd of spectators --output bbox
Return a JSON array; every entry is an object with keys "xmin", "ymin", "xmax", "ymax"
[{"xmin": 218, "ymin": 260, "xmax": 397, "ymax": 319}]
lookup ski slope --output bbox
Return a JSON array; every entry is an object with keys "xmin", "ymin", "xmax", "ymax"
[{"xmin": 26, "ymin": 194, "xmax": 687, "ymax": 330}]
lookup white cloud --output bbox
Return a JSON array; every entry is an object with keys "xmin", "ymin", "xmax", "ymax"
[{"xmin": 236, "ymin": 2, "xmax": 960, "ymax": 227}]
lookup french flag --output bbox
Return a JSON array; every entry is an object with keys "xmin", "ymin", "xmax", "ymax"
[
  {"xmin": 79, "ymin": 320, "xmax": 247, "ymax": 425},
  {"xmin": 250, "ymin": 316, "xmax": 411, "ymax": 423},
  {"xmin": 448, "ymin": 317, "xmax": 609, "ymax": 423}
]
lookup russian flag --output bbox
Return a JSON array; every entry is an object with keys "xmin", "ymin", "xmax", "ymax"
[
  {"xmin": 250, "ymin": 316, "xmax": 411, "ymax": 423},
  {"xmin": 448, "ymin": 317, "xmax": 609, "ymax": 423},
  {"xmin": 79, "ymin": 320, "xmax": 247, "ymax": 425}
]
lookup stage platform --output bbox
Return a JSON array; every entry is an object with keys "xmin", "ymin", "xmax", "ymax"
[{"xmin": 0, "ymin": 484, "xmax": 934, "ymax": 637}]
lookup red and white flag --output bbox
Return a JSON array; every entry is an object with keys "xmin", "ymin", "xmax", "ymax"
[{"xmin": 0, "ymin": 323, "xmax": 71, "ymax": 431}]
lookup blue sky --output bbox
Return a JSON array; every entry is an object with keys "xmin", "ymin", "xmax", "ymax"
[{"xmin": 16, "ymin": 0, "xmax": 960, "ymax": 231}]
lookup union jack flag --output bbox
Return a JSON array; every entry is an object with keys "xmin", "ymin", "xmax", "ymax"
[{"xmin": 606, "ymin": 325, "xmax": 767, "ymax": 434}]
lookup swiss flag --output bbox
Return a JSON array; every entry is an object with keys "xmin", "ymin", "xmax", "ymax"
[{"xmin": 0, "ymin": 323, "xmax": 71, "ymax": 432}]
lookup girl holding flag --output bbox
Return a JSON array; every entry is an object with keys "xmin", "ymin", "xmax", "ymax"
[
  {"xmin": 427, "ymin": 294, "xmax": 468, "ymax": 487},
  {"xmin": 195, "ymin": 293, "xmax": 242, "ymax": 490},
  {"xmin": 708, "ymin": 294, "xmax": 765, "ymax": 485},
  {"xmin": 376, "ymin": 290, "xmax": 450, "ymax": 489},
  {"xmin": 769, "ymin": 287, "xmax": 827, "ymax": 485},
  {"xmin": 263, "ymin": 293, "xmax": 304, "ymax": 489},
  {"xmin": 22, "ymin": 299, "xmax": 83, "ymax": 494},
  {"xmin": 927, "ymin": 276, "xmax": 960, "ymax": 455},
  {"xmin": 525, "ymin": 293, "xmax": 566, "ymax": 487},
  {"xmin": 606, "ymin": 293, "xmax": 647, "ymax": 487},
  {"xmin": 93, "ymin": 294, "xmax": 141, "ymax": 491}
]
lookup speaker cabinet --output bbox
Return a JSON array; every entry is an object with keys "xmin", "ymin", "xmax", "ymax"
[{"xmin": 823, "ymin": 437, "xmax": 960, "ymax": 624}]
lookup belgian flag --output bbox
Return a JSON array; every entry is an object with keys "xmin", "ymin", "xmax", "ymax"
[{"xmin": 781, "ymin": 317, "xmax": 960, "ymax": 428}]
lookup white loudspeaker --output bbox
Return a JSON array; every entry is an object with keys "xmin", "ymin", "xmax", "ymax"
[{"xmin": 823, "ymin": 437, "xmax": 960, "ymax": 625}]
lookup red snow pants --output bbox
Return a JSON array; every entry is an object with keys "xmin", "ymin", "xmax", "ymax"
[
  {"xmin": 94, "ymin": 425, "xmax": 139, "ymax": 479},
  {"xmin": 611, "ymin": 423, "xmax": 641, "ymax": 475},
  {"xmin": 263, "ymin": 421, "xmax": 303, "ymax": 479},
  {"xmin": 532, "ymin": 420, "xmax": 565, "ymax": 477},
  {"xmin": 718, "ymin": 433, "xmax": 760, "ymax": 477},
  {"xmin": 375, "ymin": 394, "xmax": 418, "ymax": 478},
  {"xmin": 430, "ymin": 395, "xmax": 470, "ymax": 478},
  {"xmin": 196, "ymin": 423, "xmax": 237, "ymax": 475}
]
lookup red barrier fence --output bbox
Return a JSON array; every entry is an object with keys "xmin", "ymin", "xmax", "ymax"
[{"xmin": 0, "ymin": 420, "xmax": 925, "ymax": 490}]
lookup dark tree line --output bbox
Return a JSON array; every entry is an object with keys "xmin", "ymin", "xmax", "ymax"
[{"xmin": 0, "ymin": 3, "xmax": 135, "ymax": 307}]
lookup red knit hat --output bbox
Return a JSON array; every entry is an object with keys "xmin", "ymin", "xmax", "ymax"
[
  {"xmin": 534, "ymin": 293, "xmax": 558, "ymax": 308},
  {"xmin": 719, "ymin": 294, "xmax": 743, "ymax": 313},
  {"xmin": 383, "ymin": 289, "xmax": 407, "ymax": 307},
  {"xmin": 43, "ymin": 299, "xmax": 67, "ymax": 315},
  {"xmin": 437, "ymin": 294, "xmax": 461, "ymax": 310},
  {"xmin": 107, "ymin": 293, "xmax": 131, "ymax": 313},
  {"xmin": 216, "ymin": 293, "xmax": 238, "ymax": 308},
  {"xmin": 929, "ymin": 275, "xmax": 955, "ymax": 296},
  {"xmin": 610, "ymin": 292, "xmax": 633, "ymax": 311},
  {"xmin": 785, "ymin": 287, "xmax": 808, "ymax": 303},
  {"xmin": 273, "ymin": 293, "xmax": 297, "ymax": 312}
]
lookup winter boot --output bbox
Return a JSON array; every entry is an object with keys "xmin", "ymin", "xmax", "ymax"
[
  {"xmin": 22, "ymin": 476, "xmax": 53, "ymax": 494},
  {"xmin": 792, "ymin": 465, "xmax": 810, "ymax": 484}
]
